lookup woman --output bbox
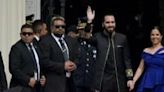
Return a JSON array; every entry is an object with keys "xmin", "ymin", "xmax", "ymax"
[{"xmin": 129, "ymin": 26, "xmax": 164, "ymax": 92}]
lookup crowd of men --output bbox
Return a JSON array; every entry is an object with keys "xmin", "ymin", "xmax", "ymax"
[{"xmin": 0, "ymin": 6, "xmax": 146, "ymax": 92}]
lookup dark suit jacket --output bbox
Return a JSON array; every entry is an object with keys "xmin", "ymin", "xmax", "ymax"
[
  {"xmin": 9, "ymin": 39, "xmax": 43, "ymax": 92},
  {"xmin": 39, "ymin": 34, "xmax": 79, "ymax": 92},
  {"xmin": 0, "ymin": 52, "xmax": 7, "ymax": 92},
  {"xmin": 92, "ymin": 31, "xmax": 132, "ymax": 92}
]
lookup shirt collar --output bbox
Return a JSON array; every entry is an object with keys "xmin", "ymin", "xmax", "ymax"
[
  {"xmin": 34, "ymin": 35, "xmax": 40, "ymax": 41},
  {"xmin": 51, "ymin": 33, "xmax": 64, "ymax": 40}
]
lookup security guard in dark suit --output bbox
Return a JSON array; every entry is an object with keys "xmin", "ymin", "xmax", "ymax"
[{"xmin": 0, "ymin": 51, "xmax": 7, "ymax": 92}]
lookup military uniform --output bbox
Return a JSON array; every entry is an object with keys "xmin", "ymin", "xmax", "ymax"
[{"xmin": 74, "ymin": 39, "xmax": 97, "ymax": 92}]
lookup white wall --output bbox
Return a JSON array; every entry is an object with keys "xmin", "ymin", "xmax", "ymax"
[
  {"xmin": 0, "ymin": 0, "xmax": 25, "ymax": 86},
  {"xmin": 26, "ymin": 0, "xmax": 41, "ymax": 20}
]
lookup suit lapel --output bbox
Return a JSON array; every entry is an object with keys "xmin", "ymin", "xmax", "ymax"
[
  {"xmin": 64, "ymin": 36, "xmax": 74, "ymax": 60},
  {"xmin": 21, "ymin": 41, "xmax": 32, "ymax": 58},
  {"xmin": 20, "ymin": 41, "xmax": 35, "ymax": 66},
  {"xmin": 33, "ymin": 43, "xmax": 41, "ymax": 59},
  {"xmin": 50, "ymin": 35, "xmax": 64, "ymax": 56},
  {"xmin": 64, "ymin": 36, "xmax": 70, "ymax": 51}
]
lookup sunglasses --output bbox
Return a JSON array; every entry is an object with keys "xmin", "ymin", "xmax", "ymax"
[
  {"xmin": 54, "ymin": 25, "xmax": 65, "ymax": 29},
  {"xmin": 21, "ymin": 32, "xmax": 34, "ymax": 36}
]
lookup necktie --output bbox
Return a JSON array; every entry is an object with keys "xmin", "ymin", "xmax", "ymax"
[
  {"xmin": 28, "ymin": 44, "xmax": 40, "ymax": 81},
  {"xmin": 59, "ymin": 39, "xmax": 69, "ymax": 60},
  {"xmin": 58, "ymin": 39, "xmax": 71, "ymax": 77}
]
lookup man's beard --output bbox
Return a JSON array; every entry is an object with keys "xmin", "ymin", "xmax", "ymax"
[
  {"xmin": 53, "ymin": 33, "xmax": 63, "ymax": 38},
  {"xmin": 105, "ymin": 27, "xmax": 115, "ymax": 33}
]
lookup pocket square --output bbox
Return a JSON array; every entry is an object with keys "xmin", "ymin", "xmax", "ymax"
[{"xmin": 117, "ymin": 45, "xmax": 123, "ymax": 48}]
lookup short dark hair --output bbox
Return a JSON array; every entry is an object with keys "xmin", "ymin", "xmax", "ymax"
[
  {"xmin": 102, "ymin": 12, "xmax": 115, "ymax": 22},
  {"xmin": 32, "ymin": 20, "xmax": 44, "ymax": 33},
  {"xmin": 21, "ymin": 24, "xmax": 33, "ymax": 32}
]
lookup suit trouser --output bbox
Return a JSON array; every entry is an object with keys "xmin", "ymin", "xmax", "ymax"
[
  {"xmin": 34, "ymin": 81, "xmax": 43, "ymax": 92},
  {"xmin": 101, "ymin": 75, "xmax": 118, "ymax": 92},
  {"xmin": 65, "ymin": 78, "xmax": 75, "ymax": 92},
  {"xmin": 76, "ymin": 86, "xmax": 93, "ymax": 92}
]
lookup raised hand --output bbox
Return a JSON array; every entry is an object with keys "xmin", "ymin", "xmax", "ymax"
[{"xmin": 87, "ymin": 6, "xmax": 95, "ymax": 23}]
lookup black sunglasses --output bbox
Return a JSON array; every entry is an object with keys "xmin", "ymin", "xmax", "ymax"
[
  {"xmin": 54, "ymin": 25, "xmax": 65, "ymax": 29},
  {"xmin": 21, "ymin": 32, "xmax": 34, "ymax": 36}
]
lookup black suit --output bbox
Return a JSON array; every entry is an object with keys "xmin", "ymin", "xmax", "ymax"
[
  {"xmin": 0, "ymin": 51, "xmax": 7, "ymax": 92},
  {"xmin": 39, "ymin": 34, "xmax": 79, "ymax": 92},
  {"xmin": 9, "ymin": 39, "xmax": 43, "ymax": 92},
  {"xmin": 92, "ymin": 31, "xmax": 133, "ymax": 92}
]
